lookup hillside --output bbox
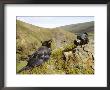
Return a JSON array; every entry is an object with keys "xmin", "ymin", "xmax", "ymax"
[
  {"xmin": 16, "ymin": 20, "xmax": 76, "ymax": 50},
  {"xmin": 56, "ymin": 21, "xmax": 94, "ymax": 33},
  {"xmin": 16, "ymin": 20, "xmax": 94, "ymax": 74}
]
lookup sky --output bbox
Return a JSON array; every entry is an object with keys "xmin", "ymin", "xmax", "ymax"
[{"xmin": 17, "ymin": 16, "xmax": 94, "ymax": 28}]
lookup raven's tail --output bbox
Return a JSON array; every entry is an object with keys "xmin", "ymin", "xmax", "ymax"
[{"xmin": 17, "ymin": 66, "xmax": 31, "ymax": 74}]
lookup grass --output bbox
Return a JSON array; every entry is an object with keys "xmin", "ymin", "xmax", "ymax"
[{"xmin": 17, "ymin": 44, "xmax": 94, "ymax": 74}]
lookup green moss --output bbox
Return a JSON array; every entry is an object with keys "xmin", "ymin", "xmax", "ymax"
[{"xmin": 82, "ymin": 68, "xmax": 94, "ymax": 74}]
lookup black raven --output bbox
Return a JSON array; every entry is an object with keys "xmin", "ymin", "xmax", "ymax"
[
  {"xmin": 17, "ymin": 39, "xmax": 52, "ymax": 73},
  {"xmin": 74, "ymin": 32, "xmax": 89, "ymax": 47}
]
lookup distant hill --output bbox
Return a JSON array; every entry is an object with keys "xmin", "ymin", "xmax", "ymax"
[{"xmin": 56, "ymin": 21, "xmax": 94, "ymax": 33}]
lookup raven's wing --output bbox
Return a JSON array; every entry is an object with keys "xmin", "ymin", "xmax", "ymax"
[
  {"xmin": 27, "ymin": 46, "xmax": 48, "ymax": 60},
  {"xmin": 37, "ymin": 46, "xmax": 51, "ymax": 54},
  {"xmin": 37, "ymin": 46, "xmax": 51, "ymax": 60},
  {"xmin": 27, "ymin": 46, "xmax": 51, "ymax": 67}
]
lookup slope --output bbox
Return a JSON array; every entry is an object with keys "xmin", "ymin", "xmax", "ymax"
[
  {"xmin": 16, "ymin": 20, "xmax": 76, "ymax": 62},
  {"xmin": 56, "ymin": 21, "xmax": 94, "ymax": 33}
]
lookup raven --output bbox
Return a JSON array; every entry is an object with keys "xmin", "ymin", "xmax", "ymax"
[
  {"xmin": 17, "ymin": 39, "xmax": 52, "ymax": 73},
  {"xmin": 74, "ymin": 32, "xmax": 89, "ymax": 47}
]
